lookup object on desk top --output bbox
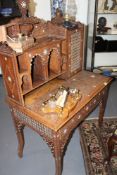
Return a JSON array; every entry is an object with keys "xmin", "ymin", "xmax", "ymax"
[
  {"xmin": 103, "ymin": 70, "xmax": 111, "ymax": 77},
  {"xmin": 41, "ymin": 86, "xmax": 82, "ymax": 120},
  {"xmin": 93, "ymin": 66, "xmax": 117, "ymax": 77},
  {"xmin": 7, "ymin": 34, "xmax": 34, "ymax": 53}
]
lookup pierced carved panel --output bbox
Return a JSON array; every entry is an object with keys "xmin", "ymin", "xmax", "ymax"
[
  {"xmin": 13, "ymin": 108, "xmax": 53, "ymax": 139},
  {"xmin": 70, "ymin": 31, "xmax": 82, "ymax": 73},
  {"xmin": 0, "ymin": 54, "xmax": 23, "ymax": 102}
]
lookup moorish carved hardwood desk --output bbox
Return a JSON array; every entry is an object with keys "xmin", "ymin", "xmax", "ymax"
[{"xmin": 0, "ymin": 17, "xmax": 112, "ymax": 175}]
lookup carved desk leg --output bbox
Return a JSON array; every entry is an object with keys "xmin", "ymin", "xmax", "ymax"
[
  {"xmin": 52, "ymin": 128, "xmax": 73, "ymax": 175},
  {"xmin": 12, "ymin": 112, "xmax": 25, "ymax": 158},
  {"xmin": 98, "ymin": 88, "xmax": 109, "ymax": 126},
  {"xmin": 53, "ymin": 136, "xmax": 63, "ymax": 175},
  {"xmin": 55, "ymin": 149, "xmax": 63, "ymax": 175}
]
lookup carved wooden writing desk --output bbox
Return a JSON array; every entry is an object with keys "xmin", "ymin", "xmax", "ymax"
[{"xmin": 0, "ymin": 17, "xmax": 112, "ymax": 175}]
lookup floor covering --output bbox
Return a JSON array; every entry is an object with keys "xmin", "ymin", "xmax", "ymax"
[{"xmin": 79, "ymin": 118, "xmax": 117, "ymax": 175}]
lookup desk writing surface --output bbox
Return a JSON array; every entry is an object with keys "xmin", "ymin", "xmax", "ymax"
[{"xmin": 21, "ymin": 71, "xmax": 111, "ymax": 131}]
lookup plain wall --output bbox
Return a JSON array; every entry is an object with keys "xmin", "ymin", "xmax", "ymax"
[
  {"xmin": 31, "ymin": 0, "xmax": 88, "ymax": 24},
  {"xmin": 32, "ymin": 0, "xmax": 51, "ymax": 20}
]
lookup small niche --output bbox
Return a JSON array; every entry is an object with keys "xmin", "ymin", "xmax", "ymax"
[
  {"xmin": 48, "ymin": 48, "xmax": 62, "ymax": 75},
  {"xmin": 31, "ymin": 49, "xmax": 62, "ymax": 84},
  {"xmin": 31, "ymin": 55, "xmax": 48, "ymax": 82}
]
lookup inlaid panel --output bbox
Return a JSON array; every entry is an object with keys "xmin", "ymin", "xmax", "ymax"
[{"xmin": 70, "ymin": 31, "xmax": 82, "ymax": 72}]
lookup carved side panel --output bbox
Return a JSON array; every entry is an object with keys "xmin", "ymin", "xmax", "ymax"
[
  {"xmin": 0, "ymin": 44, "xmax": 23, "ymax": 103},
  {"xmin": 69, "ymin": 27, "xmax": 83, "ymax": 75},
  {"xmin": 70, "ymin": 31, "xmax": 82, "ymax": 73},
  {"xmin": 60, "ymin": 24, "xmax": 84, "ymax": 79}
]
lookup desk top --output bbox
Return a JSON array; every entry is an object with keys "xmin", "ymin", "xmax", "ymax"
[
  {"xmin": 8, "ymin": 71, "xmax": 112, "ymax": 131},
  {"xmin": 23, "ymin": 71, "xmax": 112, "ymax": 130}
]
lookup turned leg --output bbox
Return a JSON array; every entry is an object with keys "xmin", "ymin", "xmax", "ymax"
[
  {"xmin": 16, "ymin": 123, "xmax": 25, "ymax": 158},
  {"xmin": 98, "ymin": 99, "xmax": 106, "ymax": 126},
  {"xmin": 53, "ymin": 137, "xmax": 63, "ymax": 175},
  {"xmin": 98, "ymin": 89, "xmax": 108, "ymax": 126},
  {"xmin": 55, "ymin": 152, "xmax": 63, "ymax": 175},
  {"xmin": 13, "ymin": 118, "xmax": 25, "ymax": 158}
]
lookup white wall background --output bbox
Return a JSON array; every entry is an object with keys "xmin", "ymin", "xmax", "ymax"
[
  {"xmin": 32, "ymin": 0, "xmax": 88, "ymax": 24},
  {"xmin": 95, "ymin": 53, "xmax": 117, "ymax": 67},
  {"xmin": 76, "ymin": 0, "xmax": 88, "ymax": 24},
  {"xmin": 32, "ymin": 0, "xmax": 51, "ymax": 20}
]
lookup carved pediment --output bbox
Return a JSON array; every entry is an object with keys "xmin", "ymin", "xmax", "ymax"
[{"xmin": 6, "ymin": 17, "xmax": 44, "ymax": 27}]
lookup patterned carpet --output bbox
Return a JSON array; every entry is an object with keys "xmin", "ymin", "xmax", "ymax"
[{"xmin": 79, "ymin": 118, "xmax": 117, "ymax": 175}]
